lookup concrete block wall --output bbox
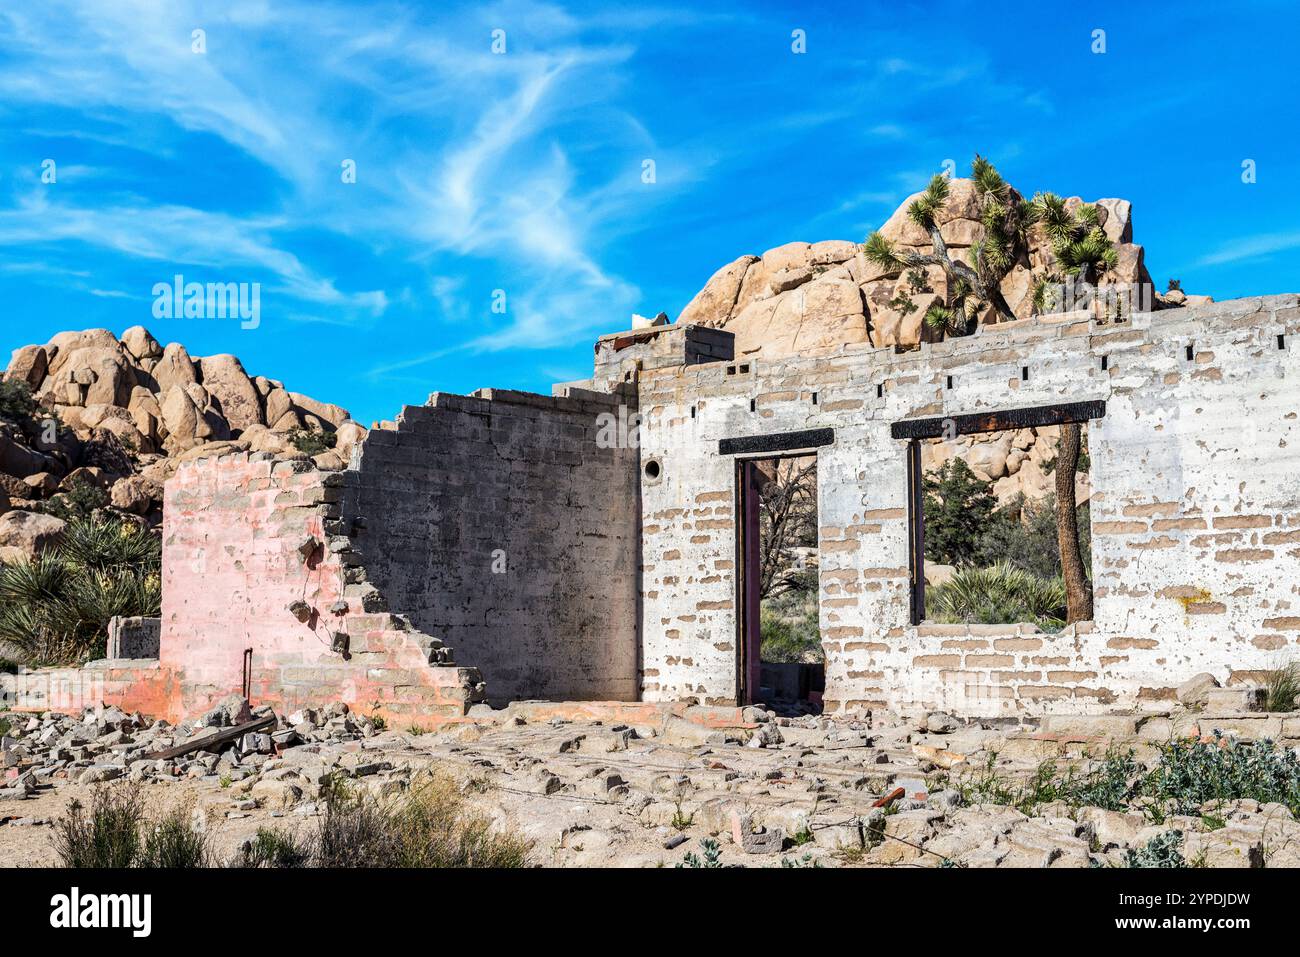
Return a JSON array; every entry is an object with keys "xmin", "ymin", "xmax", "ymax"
[
  {"xmin": 158, "ymin": 453, "xmax": 483, "ymax": 724},
  {"xmin": 637, "ymin": 295, "xmax": 1300, "ymax": 718},
  {"xmin": 342, "ymin": 386, "xmax": 641, "ymax": 705}
]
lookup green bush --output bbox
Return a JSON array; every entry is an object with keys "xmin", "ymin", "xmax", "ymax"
[
  {"xmin": 0, "ymin": 515, "xmax": 161, "ymax": 665},
  {"xmin": 926, "ymin": 563, "xmax": 1067, "ymax": 631},
  {"xmin": 1142, "ymin": 735, "xmax": 1300, "ymax": 819},
  {"xmin": 1126, "ymin": 830, "xmax": 1187, "ymax": 868},
  {"xmin": 40, "ymin": 476, "xmax": 109, "ymax": 522},
  {"xmin": 234, "ymin": 828, "xmax": 314, "ymax": 869},
  {"xmin": 922, "ymin": 459, "xmax": 998, "ymax": 566},
  {"xmin": 0, "ymin": 379, "xmax": 40, "ymax": 426},
  {"xmin": 288, "ymin": 428, "xmax": 336, "ymax": 457},
  {"xmin": 974, "ymin": 494, "xmax": 1092, "ymax": 582}
]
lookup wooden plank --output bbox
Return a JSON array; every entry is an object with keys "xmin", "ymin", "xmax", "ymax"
[
  {"xmin": 142, "ymin": 713, "xmax": 276, "ymax": 760},
  {"xmin": 719, "ymin": 427, "xmax": 834, "ymax": 456},
  {"xmin": 890, "ymin": 399, "xmax": 1105, "ymax": 440}
]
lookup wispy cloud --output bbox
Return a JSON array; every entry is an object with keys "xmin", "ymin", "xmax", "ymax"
[{"xmin": 1195, "ymin": 231, "xmax": 1300, "ymax": 268}]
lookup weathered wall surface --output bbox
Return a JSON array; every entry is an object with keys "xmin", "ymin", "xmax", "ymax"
[
  {"xmin": 342, "ymin": 386, "xmax": 640, "ymax": 705},
  {"xmin": 637, "ymin": 295, "xmax": 1300, "ymax": 717},
  {"xmin": 158, "ymin": 453, "xmax": 482, "ymax": 723}
]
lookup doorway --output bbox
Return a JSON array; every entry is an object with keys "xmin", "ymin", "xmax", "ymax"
[{"xmin": 737, "ymin": 453, "xmax": 823, "ymax": 715}]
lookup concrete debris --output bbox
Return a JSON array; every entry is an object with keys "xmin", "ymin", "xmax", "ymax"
[{"xmin": 6, "ymin": 695, "xmax": 1300, "ymax": 869}]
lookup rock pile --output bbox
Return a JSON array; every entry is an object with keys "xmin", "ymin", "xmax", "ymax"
[
  {"xmin": 675, "ymin": 179, "xmax": 1211, "ymax": 358},
  {"xmin": 8, "ymin": 694, "xmax": 1297, "ymax": 868},
  {"xmin": 1, "ymin": 326, "xmax": 364, "ymax": 549}
]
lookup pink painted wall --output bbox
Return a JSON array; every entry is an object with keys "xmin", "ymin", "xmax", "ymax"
[{"xmin": 158, "ymin": 453, "xmax": 480, "ymax": 725}]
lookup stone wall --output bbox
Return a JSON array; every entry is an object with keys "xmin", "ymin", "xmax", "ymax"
[
  {"xmin": 635, "ymin": 295, "xmax": 1300, "ymax": 717},
  {"xmin": 157, "ymin": 453, "xmax": 483, "ymax": 724},
  {"xmin": 340, "ymin": 385, "xmax": 641, "ymax": 705}
]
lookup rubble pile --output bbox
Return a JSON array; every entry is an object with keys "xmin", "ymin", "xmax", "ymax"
[{"xmin": 6, "ymin": 689, "xmax": 1300, "ymax": 867}]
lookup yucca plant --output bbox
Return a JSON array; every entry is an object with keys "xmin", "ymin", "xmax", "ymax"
[
  {"xmin": 926, "ymin": 562, "xmax": 1067, "ymax": 631},
  {"xmin": 0, "ymin": 515, "xmax": 161, "ymax": 666}
]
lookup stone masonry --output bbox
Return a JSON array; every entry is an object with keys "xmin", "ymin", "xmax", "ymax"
[
  {"xmin": 8, "ymin": 294, "xmax": 1300, "ymax": 727},
  {"xmin": 629, "ymin": 294, "xmax": 1300, "ymax": 717}
]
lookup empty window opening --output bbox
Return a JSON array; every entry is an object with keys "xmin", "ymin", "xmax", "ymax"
[
  {"xmin": 740, "ymin": 454, "xmax": 822, "ymax": 717},
  {"xmin": 945, "ymin": 375, "xmax": 953, "ymax": 390},
  {"xmin": 1185, "ymin": 343, "xmax": 1195, "ymax": 361},
  {"xmin": 1021, "ymin": 366, "xmax": 1030, "ymax": 382},
  {"xmin": 690, "ymin": 405, "xmax": 696, "ymax": 419},
  {"xmin": 1101, "ymin": 355, "xmax": 1109, "ymax": 371},
  {"xmin": 811, "ymin": 391, "xmax": 819, "ymax": 405},
  {"xmin": 739, "ymin": 363, "xmax": 751, "ymax": 374},
  {"xmin": 911, "ymin": 420, "xmax": 1094, "ymax": 632},
  {"xmin": 749, "ymin": 398, "xmax": 756, "ymax": 412},
  {"xmin": 644, "ymin": 459, "xmax": 662, "ymax": 480},
  {"xmin": 1278, "ymin": 334, "xmax": 1287, "ymax": 350},
  {"xmin": 726, "ymin": 365, "xmax": 737, "ymax": 376},
  {"xmin": 877, "ymin": 383, "xmax": 885, "ymax": 398}
]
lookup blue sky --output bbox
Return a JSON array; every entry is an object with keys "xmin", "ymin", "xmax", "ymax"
[{"xmin": 1, "ymin": 0, "xmax": 1297, "ymax": 425}]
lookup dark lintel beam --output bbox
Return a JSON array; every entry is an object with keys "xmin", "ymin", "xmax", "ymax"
[
  {"xmin": 719, "ymin": 428, "xmax": 834, "ymax": 456},
  {"xmin": 891, "ymin": 400, "xmax": 1105, "ymax": 441}
]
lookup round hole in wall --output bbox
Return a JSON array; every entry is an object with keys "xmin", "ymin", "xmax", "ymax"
[{"xmin": 644, "ymin": 459, "xmax": 662, "ymax": 481}]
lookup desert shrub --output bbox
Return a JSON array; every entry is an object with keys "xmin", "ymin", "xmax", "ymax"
[
  {"xmin": 926, "ymin": 562, "xmax": 1066, "ymax": 631},
  {"xmin": 1141, "ymin": 736, "xmax": 1300, "ymax": 818},
  {"xmin": 55, "ymin": 787, "xmax": 209, "ymax": 869},
  {"xmin": 138, "ymin": 807, "xmax": 211, "ymax": 868},
  {"xmin": 1263, "ymin": 661, "xmax": 1300, "ymax": 713},
  {"xmin": 288, "ymin": 428, "xmax": 336, "ymax": 457},
  {"xmin": 54, "ymin": 786, "xmax": 146, "ymax": 868},
  {"xmin": 922, "ymin": 459, "xmax": 998, "ymax": 566},
  {"xmin": 234, "ymin": 828, "xmax": 314, "ymax": 869},
  {"xmin": 1021, "ymin": 748, "xmax": 1141, "ymax": 812},
  {"xmin": 307, "ymin": 773, "xmax": 530, "ymax": 868},
  {"xmin": 973, "ymin": 494, "xmax": 1092, "ymax": 582},
  {"xmin": 39, "ymin": 476, "xmax": 109, "ymax": 522},
  {"xmin": 1126, "ymin": 830, "xmax": 1187, "ymax": 868},
  {"xmin": 0, "ymin": 515, "xmax": 161, "ymax": 665},
  {"xmin": 677, "ymin": 838, "xmax": 723, "ymax": 868},
  {"xmin": 0, "ymin": 379, "xmax": 41, "ymax": 425}
]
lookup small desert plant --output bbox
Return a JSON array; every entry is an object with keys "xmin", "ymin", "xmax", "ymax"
[
  {"xmin": 54, "ymin": 787, "xmax": 145, "ymax": 868},
  {"xmin": 311, "ymin": 773, "xmax": 530, "ymax": 868},
  {"xmin": 678, "ymin": 838, "xmax": 723, "ymax": 868},
  {"xmin": 1125, "ymin": 830, "xmax": 1187, "ymax": 868},
  {"xmin": 234, "ymin": 827, "xmax": 314, "ymax": 868},
  {"xmin": 780, "ymin": 853, "xmax": 821, "ymax": 868},
  {"xmin": 1167, "ymin": 278, "xmax": 1182, "ymax": 292},
  {"xmin": 288, "ymin": 428, "xmax": 336, "ymax": 457},
  {"xmin": 138, "ymin": 807, "xmax": 211, "ymax": 868},
  {"xmin": 1263, "ymin": 661, "xmax": 1300, "ymax": 713},
  {"xmin": 53, "ymin": 786, "xmax": 209, "ymax": 868}
]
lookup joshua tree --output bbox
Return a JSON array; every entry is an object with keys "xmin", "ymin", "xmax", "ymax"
[
  {"xmin": 862, "ymin": 155, "xmax": 1036, "ymax": 337},
  {"xmin": 865, "ymin": 156, "xmax": 1104, "ymax": 623},
  {"xmin": 1028, "ymin": 193, "xmax": 1115, "ymax": 622},
  {"xmin": 1028, "ymin": 193, "xmax": 1119, "ymax": 315}
]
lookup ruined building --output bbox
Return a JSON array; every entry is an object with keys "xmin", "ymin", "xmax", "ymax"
[{"xmin": 12, "ymin": 289, "xmax": 1300, "ymax": 724}]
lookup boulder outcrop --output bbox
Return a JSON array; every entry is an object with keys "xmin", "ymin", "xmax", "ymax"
[
  {"xmin": 2, "ymin": 327, "xmax": 364, "ymax": 525},
  {"xmin": 676, "ymin": 178, "xmax": 1199, "ymax": 358}
]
